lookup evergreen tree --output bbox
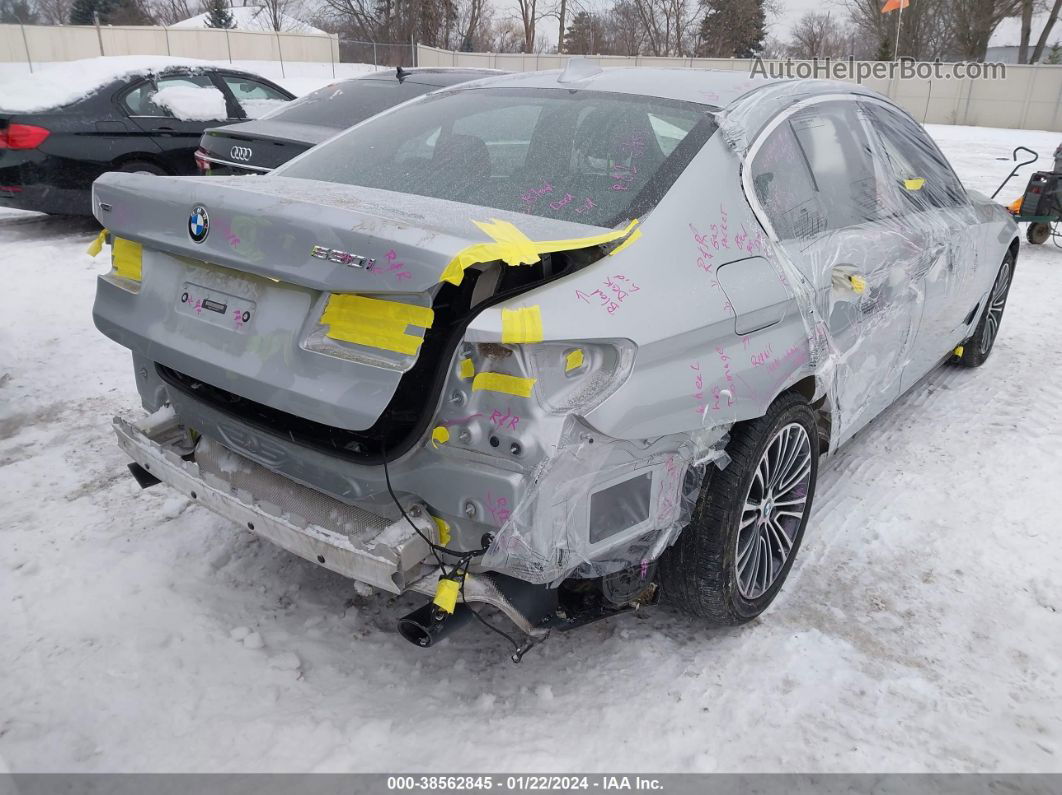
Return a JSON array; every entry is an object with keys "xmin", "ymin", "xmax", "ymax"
[
  {"xmin": 70, "ymin": 0, "xmax": 110, "ymax": 24},
  {"xmin": 563, "ymin": 11, "xmax": 596, "ymax": 54},
  {"xmin": 204, "ymin": 0, "xmax": 235, "ymax": 29},
  {"xmin": 697, "ymin": 0, "xmax": 765, "ymax": 58},
  {"xmin": 876, "ymin": 34, "xmax": 893, "ymax": 61}
]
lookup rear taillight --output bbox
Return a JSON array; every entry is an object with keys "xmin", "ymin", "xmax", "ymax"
[{"xmin": 0, "ymin": 123, "xmax": 51, "ymax": 150}]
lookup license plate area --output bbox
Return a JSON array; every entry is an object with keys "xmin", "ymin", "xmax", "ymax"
[{"xmin": 177, "ymin": 281, "xmax": 256, "ymax": 333}]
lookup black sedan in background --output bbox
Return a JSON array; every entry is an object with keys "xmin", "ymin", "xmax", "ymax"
[
  {"xmin": 0, "ymin": 60, "xmax": 293, "ymax": 215},
  {"xmin": 195, "ymin": 67, "xmax": 503, "ymax": 176}
]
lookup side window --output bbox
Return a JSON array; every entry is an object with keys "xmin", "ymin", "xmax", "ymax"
[
  {"xmin": 749, "ymin": 120, "xmax": 826, "ymax": 243},
  {"xmin": 789, "ymin": 102, "xmax": 892, "ymax": 229},
  {"xmin": 121, "ymin": 80, "xmax": 155, "ymax": 115},
  {"xmin": 862, "ymin": 103, "xmax": 966, "ymax": 210},
  {"xmin": 149, "ymin": 74, "xmax": 228, "ymax": 121},
  {"xmin": 220, "ymin": 75, "xmax": 290, "ymax": 119}
]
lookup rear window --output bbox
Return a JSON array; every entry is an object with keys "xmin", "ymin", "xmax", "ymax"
[
  {"xmin": 279, "ymin": 87, "xmax": 716, "ymax": 227},
  {"xmin": 266, "ymin": 78, "xmax": 439, "ymax": 128}
]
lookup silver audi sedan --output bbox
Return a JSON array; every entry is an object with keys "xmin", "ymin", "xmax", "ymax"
[{"xmin": 91, "ymin": 63, "xmax": 1017, "ymax": 655}]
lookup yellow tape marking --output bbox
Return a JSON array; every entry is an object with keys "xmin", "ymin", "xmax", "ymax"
[
  {"xmin": 904, "ymin": 178, "xmax": 925, "ymax": 191},
  {"xmin": 849, "ymin": 275, "xmax": 866, "ymax": 294},
  {"xmin": 953, "ymin": 345, "xmax": 964, "ymax": 357},
  {"xmin": 459, "ymin": 358, "xmax": 475, "ymax": 380},
  {"xmin": 431, "ymin": 425, "xmax": 450, "ymax": 448},
  {"xmin": 440, "ymin": 219, "xmax": 640, "ymax": 286},
  {"xmin": 565, "ymin": 348, "xmax": 584, "ymax": 372},
  {"xmin": 112, "ymin": 237, "xmax": 143, "ymax": 282},
  {"xmin": 472, "ymin": 372, "xmax": 536, "ymax": 398},
  {"xmin": 608, "ymin": 227, "xmax": 643, "ymax": 257},
  {"xmin": 433, "ymin": 577, "xmax": 460, "ymax": 614},
  {"xmin": 432, "ymin": 516, "xmax": 451, "ymax": 546},
  {"xmin": 87, "ymin": 228, "xmax": 108, "ymax": 257},
  {"xmin": 501, "ymin": 306, "xmax": 543, "ymax": 344},
  {"xmin": 321, "ymin": 294, "xmax": 433, "ymax": 355}
]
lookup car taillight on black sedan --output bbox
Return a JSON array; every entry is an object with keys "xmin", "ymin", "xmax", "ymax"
[
  {"xmin": 0, "ymin": 123, "xmax": 50, "ymax": 150},
  {"xmin": 194, "ymin": 148, "xmax": 212, "ymax": 174}
]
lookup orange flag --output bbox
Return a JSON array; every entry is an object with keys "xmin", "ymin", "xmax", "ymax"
[{"xmin": 881, "ymin": 0, "xmax": 909, "ymax": 11}]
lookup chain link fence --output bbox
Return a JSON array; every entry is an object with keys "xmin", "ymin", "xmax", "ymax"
[{"xmin": 339, "ymin": 39, "xmax": 416, "ymax": 68}]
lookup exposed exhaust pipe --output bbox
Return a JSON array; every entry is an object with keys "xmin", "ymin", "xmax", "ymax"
[{"xmin": 398, "ymin": 602, "xmax": 474, "ymax": 648}]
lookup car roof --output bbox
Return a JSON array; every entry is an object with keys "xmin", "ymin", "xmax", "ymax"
[
  {"xmin": 447, "ymin": 66, "xmax": 878, "ymax": 111},
  {"xmin": 358, "ymin": 67, "xmax": 507, "ymax": 89}
]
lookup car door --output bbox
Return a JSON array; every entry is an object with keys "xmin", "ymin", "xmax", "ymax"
[
  {"xmin": 748, "ymin": 99, "xmax": 921, "ymax": 443},
  {"xmin": 126, "ymin": 72, "xmax": 237, "ymax": 174},
  {"xmin": 860, "ymin": 101, "xmax": 983, "ymax": 390}
]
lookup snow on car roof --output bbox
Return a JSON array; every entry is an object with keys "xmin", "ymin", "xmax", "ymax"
[{"xmin": 0, "ymin": 56, "xmax": 219, "ymax": 113}]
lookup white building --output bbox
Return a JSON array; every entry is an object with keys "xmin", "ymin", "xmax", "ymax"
[{"xmin": 172, "ymin": 6, "xmax": 325, "ymax": 35}]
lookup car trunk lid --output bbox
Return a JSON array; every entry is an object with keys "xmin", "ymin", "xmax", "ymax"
[
  {"xmin": 199, "ymin": 120, "xmax": 335, "ymax": 172},
  {"xmin": 91, "ymin": 171, "xmax": 622, "ymax": 434}
]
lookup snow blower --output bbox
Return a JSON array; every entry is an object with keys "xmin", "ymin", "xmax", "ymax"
[{"xmin": 992, "ymin": 143, "xmax": 1062, "ymax": 245}]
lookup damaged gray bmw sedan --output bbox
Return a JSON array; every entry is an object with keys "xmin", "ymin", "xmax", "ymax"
[{"xmin": 91, "ymin": 64, "xmax": 1018, "ymax": 657}]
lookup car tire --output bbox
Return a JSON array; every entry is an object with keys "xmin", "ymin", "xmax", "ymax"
[
  {"xmin": 659, "ymin": 391, "xmax": 819, "ymax": 626},
  {"xmin": 1027, "ymin": 222, "xmax": 1050, "ymax": 245},
  {"xmin": 956, "ymin": 251, "xmax": 1014, "ymax": 368},
  {"xmin": 116, "ymin": 160, "xmax": 168, "ymax": 176}
]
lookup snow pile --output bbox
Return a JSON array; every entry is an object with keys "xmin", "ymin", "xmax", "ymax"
[
  {"xmin": 171, "ymin": 6, "xmax": 325, "ymax": 34},
  {"xmin": 152, "ymin": 85, "xmax": 228, "ymax": 121},
  {"xmin": 0, "ymin": 125, "xmax": 1060, "ymax": 773},
  {"xmin": 0, "ymin": 56, "xmax": 215, "ymax": 113}
]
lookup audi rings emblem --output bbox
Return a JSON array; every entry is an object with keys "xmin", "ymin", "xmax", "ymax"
[{"xmin": 230, "ymin": 146, "xmax": 254, "ymax": 162}]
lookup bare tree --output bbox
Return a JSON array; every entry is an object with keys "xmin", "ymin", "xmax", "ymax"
[
  {"xmin": 847, "ymin": 0, "xmax": 954, "ymax": 59},
  {"xmin": 514, "ymin": 0, "xmax": 543, "ymax": 51},
  {"xmin": 260, "ymin": 0, "xmax": 300, "ymax": 31},
  {"xmin": 33, "ymin": 0, "xmax": 73, "ymax": 23},
  {"xmin": 788, "ymin": 11, "xmax": 848, "ymax": 58},
  {"xmin": 602, "ymin": 0, "xmax": 645, "ymax": 53},
  {"xmin": 630, "ymin": 0, "xmax": 697, "ymax": 55},
  {"xmin": 948, "ymin": 0, "xmax": 1022, "ymax": 59},
  {"xmin": 1031, "ymin": 0, "xmax": 1062, "ymax": 59}
]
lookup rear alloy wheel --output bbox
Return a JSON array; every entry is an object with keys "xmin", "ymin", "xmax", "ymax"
[
  {"xmin": 660, "ymin": 392, "xmax": 818, "ymax": 625},
  {"xmin": 957, "ymin": 252, "xmax": 1013, "ymax": 368}
]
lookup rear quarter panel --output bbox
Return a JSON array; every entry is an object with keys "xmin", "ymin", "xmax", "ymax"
[{"xmin": 465, "ymin": 135, "xmax": 815, "ymax": 441}]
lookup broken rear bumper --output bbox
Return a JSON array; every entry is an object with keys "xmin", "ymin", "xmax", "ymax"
[
  {"xmin": 113, "ymin": 407, "xmax": 552, "ymax": 637},
  {"xmin": 113, "ymin": 407, "xmax": 435, "ymax": 594}
]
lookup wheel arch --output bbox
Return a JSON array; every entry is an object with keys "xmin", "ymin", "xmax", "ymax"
[
  {"xmin": 110, "ymin": 152, "xmax": 172, "ymax": 174},
  {"xmin": 779, "ymin": 374, "xmax": 832, "ymax": 456}
]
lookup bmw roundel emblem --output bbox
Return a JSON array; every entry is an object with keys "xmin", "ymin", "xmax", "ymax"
[{"xmin": 188, "ymin": 205, "xmax": 209, "ymax": 243}]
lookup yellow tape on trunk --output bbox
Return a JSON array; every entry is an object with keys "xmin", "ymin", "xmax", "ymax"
[
  {"xmin": 608, "ymin": 227, "xmax": 643, "ymax": 257},
  {"xmin": 472, "ymin": 372, "xmax": 536, "ymax": 398},
  {"xmin": 321, "ymin": 294, "xmax": 434, "ymax": 355},
  {"xmin": 440, "ymin": 219, "xmax": 640, "ymax": 286},
  {"xmin": 501, "ymin": 306, "xmax": 543, "ymax": 344},
  {"xmin": 904, "ymin": 178, "xmax": 925, "ymax": 191},
  {"xmin": 112, "ymin": 237, "xmax": 143, "ymax": 282}
]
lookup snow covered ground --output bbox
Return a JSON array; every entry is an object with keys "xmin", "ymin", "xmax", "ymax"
[{"xmin": 1, "ymin": 124, "xmax": 1060, "ymax": 774}]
